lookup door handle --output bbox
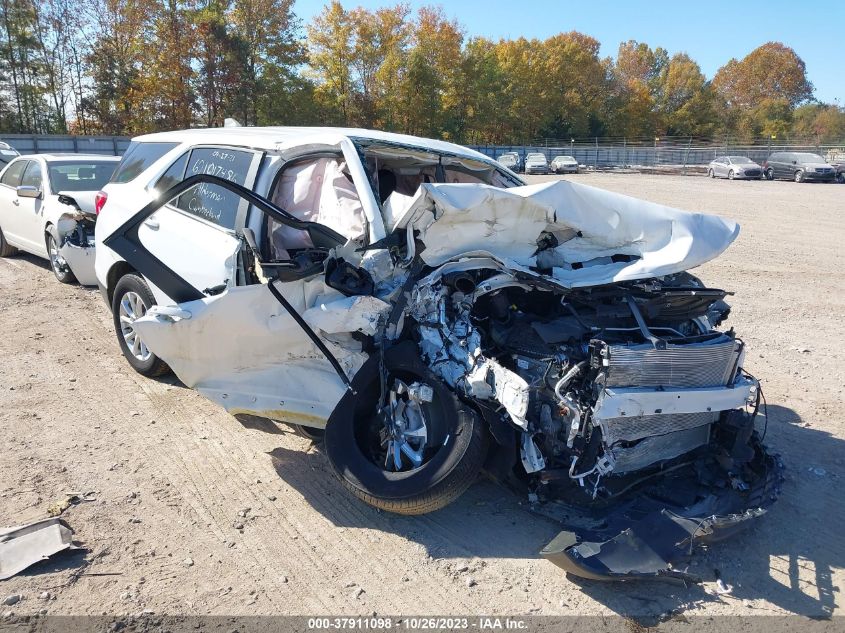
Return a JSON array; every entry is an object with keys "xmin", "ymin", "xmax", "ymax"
[
  {"xmin": 143, "ymin": 218, "xmax": 160, "ymax": 230},
  {"xmin": 12, "ymin": 199, "xmax": 19, "ymax": 206}
]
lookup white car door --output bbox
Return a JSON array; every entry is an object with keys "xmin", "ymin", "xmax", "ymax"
[
  {"xmin": 0, "ymin": 159, "xmax": 32, "ymax": 248},
  {"xmin": 104, "ymin": 170, "xmax": 384, "ymax": 426},
  {"xmin": 138, "ymin": 146, "xmax": 264, "ymax": 299},
  {"xmin": 18, "ymin": 160, "xmax": 48, "ymax": 254}
]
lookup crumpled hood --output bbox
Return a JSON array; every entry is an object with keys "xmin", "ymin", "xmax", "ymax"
[{"xmin": 386, "ymin": 179, "xmax": 739, "ymax": 288}]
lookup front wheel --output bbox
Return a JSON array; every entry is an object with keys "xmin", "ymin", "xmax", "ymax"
[
  {"xmin": 728, "ymin": 170, "xmax": 735, "ymax": 180},
  {"xmin": 708, "ymin": 168, "xmax": 714, "ymax": 178},
  {"xmin": 837, "ymin": 172, "xmax": 844, "ymax": 184},
  {"xmin": 111, "ymin": 273, "xmax": 171, "ymax": 377},
  {"xmin": 46, "ymin": 232, "xmax": 76, "ymax": 284},
  {"xmin": 794, "ymin": 170, "xmax": 804, "ymax": 183},
  {"xmin": 324, "ymin": 342, "xmax": 488, "ymax": 515},
  {"xmin": 765, "ymin": 169, "xmax": 774, "ymax": 180}
]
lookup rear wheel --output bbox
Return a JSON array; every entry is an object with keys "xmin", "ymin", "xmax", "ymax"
[
  {"xmin": 111, "ymin": 273, "xmax": 170, "ymax": 377},
  {"xmin": 45, "ymin": 232, "xmax": 76, "ymax": 284},
  {"xmin": 794, "ymin": 170, "xmax": 804, "ymax": 183},
  {"xmin": 765, "ymin": 168, "xmax": 774, "ymax": 180},
  {"xmin": 708, "ymin": 168, "xmax": 714, "ymax": 178},
  {"xmin": 324, "ymin": 342, "xmax": 487, "ymax": 515},
  {"xmin": 0, "ymin": 225, "xmax": 17, "ymax": 257},
  {"xmin": 728, "ymin": 170, "xmax": 735, "ymax": 180}
]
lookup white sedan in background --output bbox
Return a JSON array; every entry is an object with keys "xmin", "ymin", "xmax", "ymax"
[
  {"xmin": 524, "ymin": 152, "xmax": 549, "ymax": 174},
  {"xmin": 0, "ymin": 154, "xmax": 119, "ymax": 284},
  {"xmin": 550, "ymin": 155, "xmax": 579, "ymax": 174}
]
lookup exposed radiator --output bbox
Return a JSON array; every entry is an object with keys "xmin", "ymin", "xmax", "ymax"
[
  {"xmin": 610, "ymin": 425, "xmax": 711, "ymax": 473},
  {"xmin": 605, "ymin": 336, "xmax": 740, "ymax": 389},
  {"xmin": 599, "ymin": 411, "xmax": 717, "ymax": 445},
  {"xmin": 597, "ymin": 335, "xmax": 742, "ymax": 473}
]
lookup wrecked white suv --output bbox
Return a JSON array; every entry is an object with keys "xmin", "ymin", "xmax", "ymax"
[{"xmin": 96, "ymin": 127, "xmax": 781, "ymax": 581}]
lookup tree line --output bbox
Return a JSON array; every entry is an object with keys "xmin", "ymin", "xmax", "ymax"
[{"xmin": 1, "ymin": 0, "xmax": 843, "ymax": 144}]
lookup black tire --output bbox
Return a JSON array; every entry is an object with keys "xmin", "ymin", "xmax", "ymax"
[
  {"xmin": 324, "ymin": 342, "xmax": 488, "ymax": 515},
  {"xmin": 837, "ymin": 172, "xmax": 845, "ymax": 184},
  {"xmin": 728, "ymin": 170, "xmax": 735, "ymax": 180},
  {"xmin": 45, "ymin": 231, "xmax": 76, "ymax": 284},
  {"xmin": 794, "ymin": 170, "xmax": 804, "ymax": 183},
  {"xmin": 765, "ymin": 168, "xmax": 774, "ymax": 181},
  {"xmin": 292, "ymin": 424, "xmax": 325, "ymax": 443},
  {"xmin": 111, "ymin": 273, "xmax": 171, "ymax": 377},
  {"xmin": 708, "ymin": 168, "xmax": 714, "ymax": 178},
  {"xmin": 0, "ymin": 225, "xmax": 17, "ymax": 257}
]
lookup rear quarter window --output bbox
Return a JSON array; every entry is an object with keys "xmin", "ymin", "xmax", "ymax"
[
  {"xmin": 155, "ymin": 147, "xmax": 262, "ymax": 231},
  {"xmin": 111, "ymin": 141, "xmax": 179, "ymax": 184}
]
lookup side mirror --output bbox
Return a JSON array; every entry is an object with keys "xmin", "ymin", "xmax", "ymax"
[
  {"xmin": 16, "ymin": 185, "xmax": 41, "ymax": 199},
  {"xmin": 792, "ymin": 160, "xmax": 797, "ymax": 165}
]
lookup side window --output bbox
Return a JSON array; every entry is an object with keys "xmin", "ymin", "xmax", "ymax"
[
  {"xmin": 1, "ymin": 160, "xmax": 27, "ymax": 187},
  {"xmin": 21, "ymin": 161, "xmax": 43, "ymax": 189},
  {"xmin": 174, "ymin": 147, "xmax": 259, "ymax": 230},
  {"xmin": 267, "ymin": 156, "xmax": 365, "ymax": 260},
  {"xmin": 111, "ymin": 141, "xmax": 179, "ymax": 184},
  {"xmin": 154, "ymin": 152, "xmax": 189, "ymax": 194}
]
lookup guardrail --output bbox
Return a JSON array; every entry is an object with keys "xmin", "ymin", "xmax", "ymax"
[{"xmin": 0, "ymin": 134, "xmax": 131, "ymax": 156}]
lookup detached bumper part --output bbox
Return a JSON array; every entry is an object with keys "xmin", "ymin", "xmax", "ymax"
[
  {"xmin": 540, "ymin": 446, "xmax": 783, "ymax": 580},
  {"xmin": 58, "ymin": 242, "xmax": 97, "ymax": 286}
]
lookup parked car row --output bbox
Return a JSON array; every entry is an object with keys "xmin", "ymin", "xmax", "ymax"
[
  {"xmin": 0, "ymin": 127, "xmax": 782, "ymax": 581},
  {"xmin": 708, "ymin": 152, "xmax": 840, "ymax": 183},
  {"xmin": 496, "ymin": 151, "xmax": 580, "ymax": 175}
]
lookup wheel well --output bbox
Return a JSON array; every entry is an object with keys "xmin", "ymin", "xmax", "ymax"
[{"xmin": 106, "ymin": 261, "xmax": 137, "ymax": 306}]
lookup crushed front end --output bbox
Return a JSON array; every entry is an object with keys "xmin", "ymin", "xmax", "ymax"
[{"xmin": 405, "ymin": 263, "xmax": 782, "ymax": 580}]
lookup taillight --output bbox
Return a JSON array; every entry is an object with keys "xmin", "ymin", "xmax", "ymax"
[{"xmin": 94, "ymin": 191, "xmax": 108, "ymax": 215}]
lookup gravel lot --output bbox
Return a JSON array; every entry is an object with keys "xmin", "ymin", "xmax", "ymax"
[{"xmin": 0, "ymin": 173, "xmax": 843, "ymax": 620}]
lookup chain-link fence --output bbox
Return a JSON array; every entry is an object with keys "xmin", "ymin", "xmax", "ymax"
[
  {"xmin": 469, "ymin": 136, "xmax": 845, "ymax": 174},
  {"xmin": 3, "ymin": 133, "xmax": 844, "ymax": 175}
]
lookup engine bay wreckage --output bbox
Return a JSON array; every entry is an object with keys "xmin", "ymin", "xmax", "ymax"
[
  {"xmin": 106, "ymin": 175, "xmax": 783, "ymax": 582},
  {"xmin": 50, "ymin": 193, "xmax": 99, "ymax": 285}
]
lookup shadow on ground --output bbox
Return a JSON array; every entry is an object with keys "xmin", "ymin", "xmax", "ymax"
[{"xmin": 257, "ymin": 402, "xmax": 841, "ymax": 620}]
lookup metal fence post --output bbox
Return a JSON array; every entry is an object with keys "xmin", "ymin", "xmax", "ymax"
[{"xmin": 594, "ymin": 137, "xmax": 598, "ymax": 169}]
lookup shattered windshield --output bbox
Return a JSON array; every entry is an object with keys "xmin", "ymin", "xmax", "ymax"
[{"xmin": 359, "ymin": 142, "xmax": 522, "ymax": 204}]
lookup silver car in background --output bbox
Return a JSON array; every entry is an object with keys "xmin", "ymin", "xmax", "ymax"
[
  {"xmin": 708, "ymin": 156, "xmax": 763, "ymax": 180},
  {"xmin": 496, "ymin": 152, "xmax": 522, "ymax": 172},
  {"xmin": 524, "ymin": 152, "xmax": 549, "ymax": 174},
  {"xmin": 550, "ymin": 155, "xmax": 579, "ymax": 174}
]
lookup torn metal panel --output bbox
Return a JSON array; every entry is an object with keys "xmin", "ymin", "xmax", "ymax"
[
  {"xmin": 540, "ymin": 445, "xmax": 783, "ymax": 580},
  {"xmin": 133, "ymin": 279, "xmax": 386, "ymax": 426},
  {"xmin": 0, "ymin": 518, "xmax": 75, "ymax": 580}
]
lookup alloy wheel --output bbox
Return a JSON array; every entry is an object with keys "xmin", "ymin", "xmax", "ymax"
[
  {"xmin": 118, "ymin": 291, "xmax": 152, "ymax": 361},
  {"xmin": 46, "ymin": 234, "xmax": 68, "ymax": 276}
]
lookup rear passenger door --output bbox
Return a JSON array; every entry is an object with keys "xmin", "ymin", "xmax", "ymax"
[
  {"xmin": 774, "ymin": 154, "xmax": 790, "ymax": 179},
  {"xmin": 140, "ymin": 146, "xmax": 263, "ymax": 296}
]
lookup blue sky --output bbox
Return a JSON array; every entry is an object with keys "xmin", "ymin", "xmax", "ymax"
[{"xmin": 292, "ymin": 0, "xmax": 844, "ymax": 104}]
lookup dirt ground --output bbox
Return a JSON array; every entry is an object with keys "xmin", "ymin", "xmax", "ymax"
[{"xmin": 0, "ymin": 173, "xmax": 843, "ymax": 620}]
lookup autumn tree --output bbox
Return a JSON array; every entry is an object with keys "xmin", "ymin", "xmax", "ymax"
[
  {"xmin": 791, "ymin": 104, "xmax": 845, "ymax": 143},
  {"xmin": 0, "ymin": 0, "xmax": 59, "ymax": 133},
  {"xmin": 656, "ymin": 53, "xmax": 717, "ymax": 136},
  {"xmin": 713, "ymin": 42, "xmax": 813, "ymax": 109}
]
